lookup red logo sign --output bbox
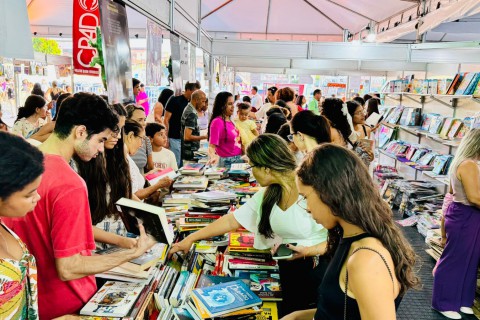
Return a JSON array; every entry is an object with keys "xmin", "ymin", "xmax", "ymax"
[{"xmin": 73, "ymin": 0, "xmax": 100, "ymax": 76}]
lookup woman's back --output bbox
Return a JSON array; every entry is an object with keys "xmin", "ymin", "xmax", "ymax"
[{"xmin": 451, "ymin": 160, "xmax": 480, "ymax": 206}]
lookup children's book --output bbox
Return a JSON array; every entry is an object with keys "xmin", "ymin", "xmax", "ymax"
[
  {"xmin": 447, "ymin": 119, "xmax": 464, "ymax": 139},
  {"xmin": 191, "ymin": 280, "xmax": 262, "ymax": 317},
  {"xmin": 455, "ymin": 72, "xmax": 476, "ymax": 95},
  {"xmin": 446, "ymin": 73, "xmax": 464, "ymax": 95},
  {"xmin": 80, "ymin": 281, "xmax": 144, "ymax": 317},
  {"xmin": 437, "ymin": 78, "xmax": 453, "ymax": 94},
  {"xmin": 429, "ymin": 116, "xmax": 445, "ymax": 134},
  {"xmin": 465, "ymin": 73, "xmax": 480, "ymax": 95},
  {"xmin": 439, "ymin": 117, "xmax": 454, "ymax": 138},
  {"xmin": 116, "ymin": 197, "xmax": 174, "ymax": 245}
]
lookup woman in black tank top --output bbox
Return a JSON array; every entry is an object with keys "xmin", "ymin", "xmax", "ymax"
[{"xmin": 282, "ymin": 144, "xmax": 419, "ymax": 320}]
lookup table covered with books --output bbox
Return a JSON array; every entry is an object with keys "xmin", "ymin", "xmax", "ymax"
[{"xmin": 79, "ymin": 162, "xmax": 282, "ymax": 320}]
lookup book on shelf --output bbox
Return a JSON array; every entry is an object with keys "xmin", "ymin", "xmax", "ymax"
[
  {"xmin": 439, "ymin": 117, "xmax": 454, "ymax": 138},
  {"xmin": 465, "ymin": 73, "xmax": 480, "ymax": 95},
  {"xmin": 447, "ymin": 119, "xmax": 464, "ymax": 139},
  {"xmin": 446, "ymin": 73, "xmax": 465, "ymax": 95},
  {"xmin": 80, "ymin": 281, "xmax": 144, "ymax": 317},
  {"xmin": 191, "ymin": 279, "xmax": 263, "ymax": 318},
  {"xmin": 455, "ymin": 72, "xmax": 476, "ymax": 95},
  {"xmin": 116, "ymin": 197, "xmax": 174, "ymax": 245},
  {"xmin": 365, "ymin": 112, "xmax": 383, "ymax": 127},
  {"xmin": 173, "ymin": 176, "xmax": 209, "ymax": 190},
  {"xmin": 429, "ymin": 116, "xmax": 445, "ymax": 134},
  {"xmin": 437, "ymin": 78, "xmax": 453, "ymax": 94}
]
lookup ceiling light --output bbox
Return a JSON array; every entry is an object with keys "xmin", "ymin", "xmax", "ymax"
[{"xmin": 366, "ymin": 33, "xmax": 376, "ymax": 42}]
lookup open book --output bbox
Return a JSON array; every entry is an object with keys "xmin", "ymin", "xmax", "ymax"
[{"xmin": 116, "ymin": 198, "xmax": 174, "ymax": 245}]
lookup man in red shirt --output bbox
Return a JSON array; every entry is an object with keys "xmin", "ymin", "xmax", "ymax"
[{"xmin": 5, "ymin": 93, "xmax": 156, "ymax": 319}]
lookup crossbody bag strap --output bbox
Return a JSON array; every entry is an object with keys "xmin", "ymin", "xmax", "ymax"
[{"xmin": 344, "ymin": 246, "xmax": 395, "ymax": 320}]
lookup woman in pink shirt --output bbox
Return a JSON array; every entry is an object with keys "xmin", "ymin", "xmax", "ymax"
[{"xmin": 207, "ymin": 91, "xmax": 243, "ymax": 168}]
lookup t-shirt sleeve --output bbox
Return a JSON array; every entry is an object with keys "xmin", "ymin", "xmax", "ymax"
[
  {"xmin": 145, "ymin": 137, "xmax": 153, "ymax": 156},
  {"xmin": 50, "ymin": 187, "xmax": 95, "ymax": 258},
  {"xmin": 233, "ymin": 190, "xmax": 263, "ymax": 232},
  {"xmin": 248, "ymin": 120, "xmax": 256, "ymax": 131},
  {"xmin": 185, "ymin": 112, "xmax": 197, "ymax": 130},
  {"xmin": 209, "ymin": 118, "xmax": 222, "ymax": 146},
  {"xmin": 165, "ymin": 96, "xmax": 175, "ymax": 113}
]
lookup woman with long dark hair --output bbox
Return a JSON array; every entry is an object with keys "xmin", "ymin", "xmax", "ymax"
[
  {"xmin": 31, "ymin": 83, "xmax": 44, "ymax": 97},
  {"xmin": 171, "ymin": 134, "xmax": 327, "ymax": 316},
  {"xmin": 290, "ymin": 110, "xmax": 331, "ymax": 153},
  {"xmin": 0, "ymin": 131, "xmax": 44, "ymax": 319},
  {"xmin": 207, "ymin": 91, "xmax": 243, "ymax": 168},
  {"xmin": 153, "ymin": 88, "xmax": 174, "ymax": 124},
  {"xmin": 12, "ymin": 95, "xmax": 49, "ymax": 138},
  {"xmin": 286, "ymin": 144, "xmax": 419, "ymax": 320}
]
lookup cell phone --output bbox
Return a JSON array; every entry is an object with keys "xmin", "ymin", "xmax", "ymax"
[{"xmin": 272, "ymin": 243, "xmax": 297, "ymax": 260}]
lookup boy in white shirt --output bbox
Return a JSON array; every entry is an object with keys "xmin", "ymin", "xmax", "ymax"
[{"xmin": 145, "ymin": 123, "xmax": 178, "ymax": 170}]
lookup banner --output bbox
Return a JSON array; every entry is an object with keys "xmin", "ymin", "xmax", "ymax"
[
  {"xmin": 99, "ymin": 0, "xmax": 133, "ymax": 104},
  {"xmin": 146, "ymin": 19, "xmax": 163, "ymax": 86},
  {"xmin": 0, "ymin": 0, "xmax": 33, "ymax": 60},
  {"xmin": 73, "ymin": 0, "xmax": 101, "ymax": 76},
  {"xmin": 170, "ymin": 33, "xmax": 182, "ymax": 95},
  {"xmin": 180, "ymin": 39, "xmax": 190, "ymax": 82}
]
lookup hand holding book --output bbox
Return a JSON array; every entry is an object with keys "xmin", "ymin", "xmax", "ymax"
[
  {"xmin": 153, "ymin": 176, "xmax": 174, "ymax": 189},
  {"xmin": 129, "ymin": 224, "xmax": 157, "ymax": 259}
]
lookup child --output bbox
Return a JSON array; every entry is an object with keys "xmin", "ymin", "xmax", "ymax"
[
  {"xmin": 234, "ymin": 103, "xmax": 259, "ymax": 149},
  {"xmin": 145, "ymin": 123, "xmax": 178, "ymax": 170}
]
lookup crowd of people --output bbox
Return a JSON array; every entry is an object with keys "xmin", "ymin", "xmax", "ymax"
[{"xmin": 0, "ymin": 78, "xmax": 477, "ymax": 320}]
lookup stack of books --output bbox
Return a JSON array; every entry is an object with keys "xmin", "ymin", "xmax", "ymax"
[
  {"xmin": 179, "ymin": 163, "xmax": 206, "ymax": 176},
  {"xmin": 173, "ymin": 176, "xmax": 209, "ymax": 191},
  {"xmin": 204, "ymin": 167, "xmax": 228, "ymax": 180},
  {"xmin": 226, "ymin": 232, "xmax": 278, "ymax": 271}
]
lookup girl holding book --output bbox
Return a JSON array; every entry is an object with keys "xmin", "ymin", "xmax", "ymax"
[
  {"xmin": 171, "ymin": 134, "xmax": 328, "ymax": 316},
  {"xmin": 432, "ymin": 129, "xmax": 480, "ymax": 319},
  {"xmin": 283, "ymin": 144, "xmax": 419, "ymax": 320},
  {"xmin": 0, "ymin": 132, "xmax": 43, "ymax": 319}
]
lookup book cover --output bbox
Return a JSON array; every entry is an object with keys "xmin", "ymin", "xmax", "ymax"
[
  {"xmin": 145, "ymin": 168, "xmax": 178, "ymax": 186},
  {"xmin": 196, "ymin": 274, "xmax": 249, "ymax": 289},
  {"xmin": 229, "ymin": 232, "xmax": 255, "ymax": 248},
  {"xmin": 455, "ymin": 72, "xmax": 476, "ymax": 95},
  {"xmin": 439, "ymin": 117, "xmax": 454, "ymax": 138},
  {"xmin": 80, "ymin": 281, "xmax": 144, "ymax": 317},
  {"xmin": 447, "ymin": 119, "xmax": 464, "ymax": 139},
  {"xmin": 465, "ymin": 74, "xmax": 480, "ymax": 95},
  {"xmin": 446, "ymin": 73, "xmax": 463, "ymax": 95},
  {"xmin": 418, "ymin": 152, "xmax": 437, "ymax": 166},
  {"xmin": 191, "ymin": 280, "xmax": 262, "ymax": 317},
  {"xmin": 473, "ymin": 80, "xmax": 480, "ymax": 96},
  {"xmin": 429, "ymin": 116, "xmax": 445, "ymax": 134},
  {"xmin": 257, "ymin": 302, "xmax": 278, "ymax": 320},
  {"xmin": 116, "ymin": 197, "xmax": 174, "ymax": 245},
  {"xmin": 173, "ymin": 176, "xmax": 209, "ymax": 190},
  {"xmin": 234, "ymin": 270, "xmax": 282, "ymax": 301}
]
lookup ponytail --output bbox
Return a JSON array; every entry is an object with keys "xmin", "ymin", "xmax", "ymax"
[{"xmin": 259, "ymin": 184, "xmax": 282, "ymax": 238}]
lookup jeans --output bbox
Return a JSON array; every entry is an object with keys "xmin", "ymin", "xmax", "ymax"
[
  {"xmin": 218, "ymin": 155, "xmax": 244, "ymax": 169},
  {"xmin": 169, "ymin": 138, "xmax": 182, "ymax": 168}
]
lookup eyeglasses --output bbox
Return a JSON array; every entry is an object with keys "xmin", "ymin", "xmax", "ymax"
[{"xmin": 296, "ymin": 191, "xmax": 313, "ymax": 211}]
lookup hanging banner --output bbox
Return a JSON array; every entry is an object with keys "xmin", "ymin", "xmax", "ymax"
[
  {"xmin": 99, "ymin": 0, "xmax": 133, "ymax": 104},
  {"xmin": 180, "ymin": 39, "xmax": 190, "ymax": 82},
  {"xmin": 0, "ymin": 0, "xmax": 33, "ymax": 60},
  {"xmin": 73, "ymin": 0, "xmax": 101, "ymax": 76},
  {"xmin": 170, "ymin": 33, "xmax": 182, "ymax": 95},
  {"xmin": 203, "ymin": 52, "xmax": 211, "ymax": 81},
  {"xmin": 146, "ymin": 19, "xmax": 163, "ymax": 86},
  {"xmin": 189, "ymin": 44, "xmax": 197, "ymax": 82}
]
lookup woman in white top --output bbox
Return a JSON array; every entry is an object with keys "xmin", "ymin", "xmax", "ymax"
[
  {"xmin": 12, "ymin": 95, "xmax": 49, "ymax": 138},
  {"xmin": 170, "ymin": 134, "xmax": 328, "ymax": 316},
  {"xmin": 124, "ymin": 120, "xmax": 173, "ymax": 201}
]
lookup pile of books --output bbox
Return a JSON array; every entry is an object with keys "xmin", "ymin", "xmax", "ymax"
[
  {"xmin": 173, "ymin": 176, "xmax": 209, "ymax": 191},
  {"xmin": 179, "ymin": 163, "xmax": 206, "ymax": 176}
]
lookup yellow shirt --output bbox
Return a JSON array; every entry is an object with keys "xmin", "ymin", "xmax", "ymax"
[{"xmin": 234, "ymin": 119, "xmax": 257, "ymax": 148}]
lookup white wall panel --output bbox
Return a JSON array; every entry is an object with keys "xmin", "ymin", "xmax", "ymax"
[
  {"xmin": 310, "ymin": 43, "xmax": 410, "ymax": 61},
  {"xmin": 175, "ymin": 0, "xmax": 199, "ymax": 23},
  {"xmin": 227, "ymin": 58, "xmax": 290, "ymax": 68},
  {"xmin": 123, "ymin": 0, "xmax": 170, "ymax": 27},
  {"xmin": 174, "ymin": 9, "xmax": 198, "ymax": 44}
]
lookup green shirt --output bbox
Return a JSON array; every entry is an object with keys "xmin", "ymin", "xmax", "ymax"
[{"xmin": 307, "ymin": 99, "xmax": 320, "ymax": 115}]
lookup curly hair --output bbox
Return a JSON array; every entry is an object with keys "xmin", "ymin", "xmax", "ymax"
[
  {"xmin": 321, "ymin": 98, "xmax": 352, "ymax": 143},
  {"xmin": 297, "ymin": 144, "xmax": 420, "ymax": 296}
]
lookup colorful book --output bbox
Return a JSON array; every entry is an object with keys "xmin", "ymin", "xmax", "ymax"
[
  {"xmin": 447, "ymin": 73, "xmax": 465, "ymax": 95},
  {"xmin": 234, "ymin": 270, "xmax": 282, "ymax": 301},
  {"xmin": 437, "ymin": 78, "xmax": 453, "ymax": 94},
  {"xmin": 447, "ymin": 119, "xmax": 464, "ymax": 139},
  {"xmin": 455, "ymin": 72, "xmax": 476, "ymax": 95},
  {"xmin": 191, "ymin": 280, "xmax": 262, "ymax": 317},
  {"xmin": 465, "ymin": 74, "xmax": 480, "ymax": 95},
  {"xmin": 80, "ymin": 281, "xmax": 144, "ymax": 317},
  {"xmin": 439, "ymin": 117, "xmax": 454, "ymax": 138},
  {"xmin": 429, "ymin": 116, "xmax": 445, "ymax": 134},
  {"xmin": 116, "ymin": 197, "xmax": 174, "ymax": 245},
  {"xmin": 145, "ymin": 167, "xmax": 178, "ymax": 186}
]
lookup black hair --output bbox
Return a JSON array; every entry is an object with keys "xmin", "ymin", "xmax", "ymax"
[
  {"xmin": 246, "ymin": 134, "xmax": 296, "ymax": 238},
  {"xmin": 237, "ymin": 102, "xmax": 251, "ymax": 111},
  {"xmin": 268, "ymin": 86, "xmax": 278, "ymax": 96},
  {"xmin": 132, "ymin": 78, "xmax": 140, "ymax": 88},
  {"xmin": 242, "ymin": 96, "xmax": 251, "ymax": 103},
  {"xmin": 54, "ymin": 92, "xmax": 119, "ymax": 140},
  {"xmin": 15, "ymin": 95, "xmax": 47, "ymax": 123},
  {"xmin": 366, "ymin": 98, "xmax": 380, "ymax": 118},
  {"xmin": 185, "ymin": 81, "xmax": 201, "ymax": 92},
  {"xmin": 112, "ymin": 103, "xmax": 127, "ymax": 117},
  {"xmin": 353, "ymin": 96, "xmax": 365, "ymax": 107},
  {"xmin": 322, "ymin": 98, "xmax": 352, "ymax": 143},
  {"xmin": 145, "ymin": 122, "xmax": 166, "ymax": 138},
  {"xmin": 313, "ymin": 89, "xmax": 321, "ymax": 96},
  {"xmin": 295, "ymin": 95, "xmax": 305, "ymax": 106},
  {"xmin": 347, "ymin": 100, "xmax": 362, "ymax": 119},
  {"xmin": 363, "ymin": 94, "xmax": 372, "ymax": 102},
  {"xmin": 0, "ymin": 132, "xmax": 44, "ymax": 200},
  {"xmin": 157, "ymin": 88, "xmax": 174, "ymax": 107},
  {"xmin": 208, "ymin": 91, "xmax": 233, "ymax": 141},
  {"xmin": 275, "ymin": 100, "xmax": 287, "ymax": 108},
  {"xmin": 277, "ymin": 123, "xmax": 292, "ymax": 143},
  {"xmin": 124, "ymin": 119, "xmax": 144, "ymax": 137},
  {"xmin": 52, "ymin": 93, "xmax": 73, "ymax": 121},
  {"xmin": 31, "ymin": 83, "xmax": 45, "ymax": 97},
  {"xmin": 125, "ymin": 104, "xmax": 145, "ymax": 119},
  {"xmin": 291, "ymin": 110, "xmax": 331, "ymax": 144},
  {"xmin": 252, "ymin": 86, "xmax": 258, "ymax": 92}
]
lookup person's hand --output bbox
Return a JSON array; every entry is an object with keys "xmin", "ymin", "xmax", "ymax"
[
  {"xmin": 169, "ymin": 237, "xmax": 194, "ymax": 258},
  {"xmin": 280, "ymin": 311, "xmax": 301, "ymax": 320},
  {"xmin": 440, "ymin": 236, "xmax": 447, "ymax": 247},
  {"xmin": 145, "ymin": 168, "xmax": 160, "ymax": 176},
  {"xmin": 286, "ymin": 243, "xmax": 311, "ymax": 260},
  {"xmin": 118, "ymin": 236, "xmax": 138, "ymax": 249},
  {"xmin": 52, "ymin": 315, "xmax": 82, "ymax": 320},
  {"xmin": 130, "ymin": 224, "xmax": 156, "ymax": 258},
  {"xmin": 200, "ymin": 135, "xmax": 208, "ymax": 140},
  {"xmin": 155, "ymin": 177, "xmax": 173, "ymax": 189},
  {"xmin": 207, "ymin": 154, "xmax": 220, "ymax": 166}
]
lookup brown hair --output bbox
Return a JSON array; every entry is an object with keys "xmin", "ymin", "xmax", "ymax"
[
  {"xmin": 277, "ymin": 87, "xmax": 295, "ymax": 103},
  {"xmin": 297, "ymin": 144, "xmax": 419, "ymax": 295}
]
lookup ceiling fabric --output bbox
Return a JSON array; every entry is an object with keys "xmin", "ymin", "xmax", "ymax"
[{"xmin": 419, "ymin": 0, "xmax": 480, "ymax": 34}]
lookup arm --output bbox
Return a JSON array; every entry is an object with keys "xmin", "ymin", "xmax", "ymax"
[
  {"xmin": 207, "ymin": 143, "xmax": 220, "ymax": 165},
  {"xmin": 135, "ymin": 177, "xmax": 173, "ymax": 200},
  {"xmin": 154, "ymin": 102, "xmax": 164, "ymax": 123},
  {"xmin": 93, "ymin": 226, "xmax": 137, "ymax": 249},
  {"xmin": 55, "ymin": 224, "xmax": 155, "ymax": 281},
  {"xmin": 169, "ymin": 213, "xmax": 241, "ymax": 255},
  {"xmin": 164, "ymin": 111, "xmax": 172, "ymax": 134},
  {"xmin": 184, "ymin": 127, "xmax": 207, "ymax": 141},
  {"xmin": 287, "ymin": 241, "xmax": 327, "ymax": 260},
  {"xmin": 457, "ymin": 160, "xmax": 480, "ymax": 207},
  {"xmin": 29, "ymin": 121, "xmax": 55, "ymax": 142},
  {"xmin": 347, "ymin": 250, "xmax": 397, "ymax": 320}
]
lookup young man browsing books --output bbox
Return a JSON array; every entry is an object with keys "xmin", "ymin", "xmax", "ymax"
[{"xmin": 4, "ymin": 93, "xmax": 156, "ymax": 319}]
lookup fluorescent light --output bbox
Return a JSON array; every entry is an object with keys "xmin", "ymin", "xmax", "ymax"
[{"xmin": 366, "ymin": 33, "xmax": 376, "ymax": 42}]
